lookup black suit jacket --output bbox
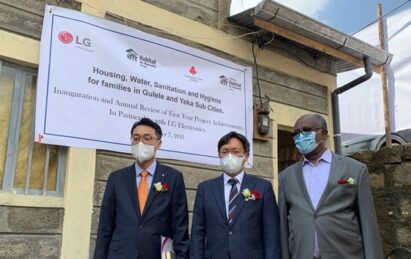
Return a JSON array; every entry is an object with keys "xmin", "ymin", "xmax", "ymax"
[
  {"xmin": 94, "ymin": 161, "xmax": 189, "ymax": 259},
  {"xmin": 190, "ymin": 173, "xmax": 281, "ymax": 259}
]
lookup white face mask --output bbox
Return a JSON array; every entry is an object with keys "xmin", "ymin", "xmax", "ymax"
[
  {"xmin": 131, "ymin": 142, "xmax": 155, "ymax": 163},
  {"xmin": 220, "ymin": 153, "xmax": 245, "ymax": 175}
]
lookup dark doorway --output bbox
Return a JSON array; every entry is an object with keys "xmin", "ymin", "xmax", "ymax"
[{"xmin": 278, "ymin": 129, "xmax": 301, "ymax": 172}]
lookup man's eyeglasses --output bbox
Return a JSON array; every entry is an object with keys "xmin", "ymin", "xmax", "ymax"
[
  {"xmin": 219, "ymin": 150, "xmax": 245, "ymax": 157},
  {"xmin": 291, "ymin": 127, "xmax": 323, "ymax": 138},
  {"xmin": 131, "ymin": 135, "xmax": 158, "ymax": 144}
]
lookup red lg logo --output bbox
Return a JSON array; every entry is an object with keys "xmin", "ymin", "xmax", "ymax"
[{"xmin": 58, "ymin": 31, "xmax": 73, "ymax": 44}]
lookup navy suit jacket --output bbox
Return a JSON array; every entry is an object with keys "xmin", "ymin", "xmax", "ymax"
[
  {"xmin": 94, "ymin": 162, "xmax": 189, "ymax": 259},
  {"xmin": 190, "ymin": 173, "xmax": 281, "ymax": 259}
]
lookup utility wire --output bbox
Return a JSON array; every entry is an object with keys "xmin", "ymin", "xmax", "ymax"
[
  {"xmin": 351, "ymin": 0, "xmax": 411, "ymax": 35},
  {"xmin": 251, "ymin": 40, "xmax": 263, "ymax": 108}
]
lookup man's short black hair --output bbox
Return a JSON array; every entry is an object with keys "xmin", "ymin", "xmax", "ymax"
[
  {"xmin": 217, "ymin": 131, "xmax": 250, "ymax": 153},
  {"xmin": 130, "ymin": 118, "xmax": 162, "ymax": 139}
]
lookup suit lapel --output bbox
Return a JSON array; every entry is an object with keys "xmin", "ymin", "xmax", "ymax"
[
  {"xmin": 141, "ymin": 162, "xmax": 166, "ymax": 218},
  {"xmin": 316, "ymin": 154, "xmax": 343, "ymax": 210},
  {"xmin": 295, "ymin": 162, "xmax": 315, "ymax": 211},
  {"xmin": 211, "ymin": 175, "xmax": 229, "ymax": 225},
  {"xmin": 123, "ymin": 164, "xmax": 141, "ymax": 219},
  {"xmin": 230, "ymin": 173, "xmax": 255, "ymax": 226}
]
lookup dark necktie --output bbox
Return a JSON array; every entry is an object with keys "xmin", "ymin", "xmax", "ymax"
[{"xmin": 228, "ymin": 178, "xmax": 239, "ymax": 223}]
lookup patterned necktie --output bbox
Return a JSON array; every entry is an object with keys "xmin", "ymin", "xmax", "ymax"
[
  {"xmin": 138, "ymin": 171, "xmax": 149, "ymax": 214},
  {"xmin": 228, "ymin": 178, "xmax": 239, "ymax": 223}
]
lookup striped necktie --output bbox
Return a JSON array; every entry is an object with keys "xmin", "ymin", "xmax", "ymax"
[{"xmin": 228, "ymin": 178, "xmax": 239, "ymax": 223}]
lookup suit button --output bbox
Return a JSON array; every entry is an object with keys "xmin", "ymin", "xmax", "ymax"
[
  {"xmin": 139, "ymin": 226, "xmax": 143, "ymax": 229},
  {"xmin": 314, "ymin": 213, "xmax": 318, "ymax": 219},
  {"xmin": 229, "ymin": 231, "xmax": 232, "ymax": 235}
]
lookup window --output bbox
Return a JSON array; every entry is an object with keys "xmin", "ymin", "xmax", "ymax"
[{"xmin": 0, "ymin": 60, "xmax": 66, "ymax": 196}]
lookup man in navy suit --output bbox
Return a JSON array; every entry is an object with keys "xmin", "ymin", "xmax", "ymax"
[
  {"xmin": 190, "ymin": 131, "xmax": 281, "ymax": 259},
  {"xmin": 94, "ymin": 118, "xmax": 189, "ymax": 259}
]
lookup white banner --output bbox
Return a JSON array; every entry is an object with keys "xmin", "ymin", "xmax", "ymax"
[{"xmin": 35, "ymin": 5, "xmax": 253, "ymax": 166}]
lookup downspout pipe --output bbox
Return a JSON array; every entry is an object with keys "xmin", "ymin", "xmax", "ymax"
[{"xmin": 332, "ymin": 56, "xmax": 373, "ymax": 154}]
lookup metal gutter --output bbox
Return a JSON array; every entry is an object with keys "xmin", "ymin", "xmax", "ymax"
[{"xmin": 332, "ymin": 56, "xmax": 373, "ymax": 154}]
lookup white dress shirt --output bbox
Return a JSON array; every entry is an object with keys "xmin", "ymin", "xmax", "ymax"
[
  {"xmin": 135, "ymin": 160, "xmax": 157, "ymax": 197},
  {"xmin": 302, "ymin": 149, "xmax": 332, "ymax": 258}
]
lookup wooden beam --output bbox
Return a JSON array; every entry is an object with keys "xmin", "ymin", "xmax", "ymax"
[
  {"xmin": 378, "ymin": 3, "xmax": 392, "ymax": 146},
  {"xmin": 254, "ymin": 17, "xmax": 381, "ymax": 73}
]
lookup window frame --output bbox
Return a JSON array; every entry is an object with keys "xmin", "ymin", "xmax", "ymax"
[{"xmin": 1, "ymin": 60, "xmax": 67, "ymax": 196}]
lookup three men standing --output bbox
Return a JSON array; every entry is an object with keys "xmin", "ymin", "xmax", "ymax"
[
  {"xmin": 95, "ymin": 115, "xmax": 383, "ymax": 259},
  {"xmin": 279, "ymin": 114, "xmax": 384, "ymax": 259}
]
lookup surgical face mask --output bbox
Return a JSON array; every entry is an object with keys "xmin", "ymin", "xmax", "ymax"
[
  {"xmin": 294, "ymin": 131, "xmax": 319, "ymax": 155},
  {"xmin": 131, "ymin": 142, "xmax": 155, "ymax": 163},
  {"xmin": 220, "ymin": 153, "xmax": 245, "ymax": 175}
]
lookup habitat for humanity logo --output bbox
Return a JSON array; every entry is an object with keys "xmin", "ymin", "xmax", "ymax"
[
  {"xmin": 219, "ymin": 75, "xmax": 242, "ymax": 91},
  {"xmin": 57, "ymin": 31, "xmax": 93, "ymax": 52},
  {"xmin": 184, "ymin": 66, "xmax": 203, "ymax": 83},
  {"xmin": 126, "ymin": 48, "xmax": 157, "ymax": 68}
]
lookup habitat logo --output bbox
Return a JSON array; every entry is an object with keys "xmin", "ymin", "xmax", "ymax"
[
  {"xmin": 126, "ymin": 48, "xmax": 157, "ymax": 68},
  {"xmin": 219, "ymin": 75, "xmax": 242, "ymax": 91}
]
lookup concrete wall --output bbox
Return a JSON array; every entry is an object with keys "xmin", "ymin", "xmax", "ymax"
[
  {"xmin": 351, "ymin": 144, "xmax": 411, "ymax": 254},
  {"xmin": 0, "ymin": 0, "xmax": 81, "ymax": 40},
  {"xmin": 0, "ymin": 206, "xmax": 64, "ymax": 258}
]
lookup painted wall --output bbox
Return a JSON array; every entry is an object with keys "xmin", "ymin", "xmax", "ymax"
[{"xmin": 0, "ymin": 0, "xmax": 337, "ymax": 258}]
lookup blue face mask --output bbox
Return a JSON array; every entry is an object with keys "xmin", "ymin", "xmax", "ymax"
[{"xmin": 294, "ymin": 131, "xmax": 318, "ymax": 155}]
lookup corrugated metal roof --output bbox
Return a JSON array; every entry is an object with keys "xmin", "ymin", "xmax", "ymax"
[{"xmin": 228, "ymin": 0, "xmax": 392, "ymax": 73}]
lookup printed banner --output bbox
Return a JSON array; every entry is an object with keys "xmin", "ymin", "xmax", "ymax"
[{"xmin": 35, "ymin": 5, "xmax": 253, "ymax": 166}]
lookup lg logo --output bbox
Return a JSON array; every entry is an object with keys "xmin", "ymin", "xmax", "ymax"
[
  {"xmin": 58, "ymin": 31, "xmax": 91, "ymax": 47},
  {"xmin": 58, "ymin": 31, "xmax": 73, "ymax": 44}
]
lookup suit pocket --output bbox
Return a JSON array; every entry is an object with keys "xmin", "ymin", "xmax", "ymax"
[
  {"xmin": 109, "ymin": 240, "xmax": 120, "ymax": 252},
  {"xmin": 342, "ymin": 229, "xmax": 362, "ymax": 243}
]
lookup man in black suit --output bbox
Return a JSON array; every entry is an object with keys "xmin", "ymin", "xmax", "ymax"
[
  {"xmin": 94, "ymin": 118, "xmax": 189, "ymax": 259},
  {"xmin": 190, "ymin": 131, "xmax": 281, "ymax": 259}
]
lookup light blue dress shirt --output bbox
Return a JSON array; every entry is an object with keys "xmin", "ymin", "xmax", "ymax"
[
  {"xmin": 302, "ymin": 149, "xmax": 332, "ymax": 258},
  {"xmin": 223, "ymin": 171, "xmax": 244, "ymax": 218},
  {"xmin": 135, "ymin": 160, "xmax": 157, "ymax": 198}
]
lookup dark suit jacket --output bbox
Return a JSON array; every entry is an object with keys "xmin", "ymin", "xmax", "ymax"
[
  {"xmin": 190, "ymin": 173, "xmax": 281, "ymax": 259},
  {"xmin": 279, "ymin": 153, "xmax": 384, "ymax": 259},
  {"xmin": 94, "ymin": 161, "xmax": 189, "ymax": 259}
]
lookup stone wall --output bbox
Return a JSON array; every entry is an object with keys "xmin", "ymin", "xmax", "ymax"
[
  {"xmin": 351, "ymin": 144, "xmax": 411, "ymax": 256},
  {"xmin": 0, "ymin": 206, "xmax": 64, "ymax": 258},
  {"xmin": 142, "ymin": 0, "xmax": 222, "ymax": 27},
  {"xmin": 0, "ymin": 0, "xmax": 81, "ymax": 40}
]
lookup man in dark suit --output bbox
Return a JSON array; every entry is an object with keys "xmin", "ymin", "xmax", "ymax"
[
  {"xmin": 279, "ymin": 114, "xmax": 384, "ymax": 259},
  {"xmin": 94, "ymin": 118, "xmax": 189, "ymax": 259},
  {"xmin": 190, "ymin": 131, "xmax": 281, "ymax": 259}
]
